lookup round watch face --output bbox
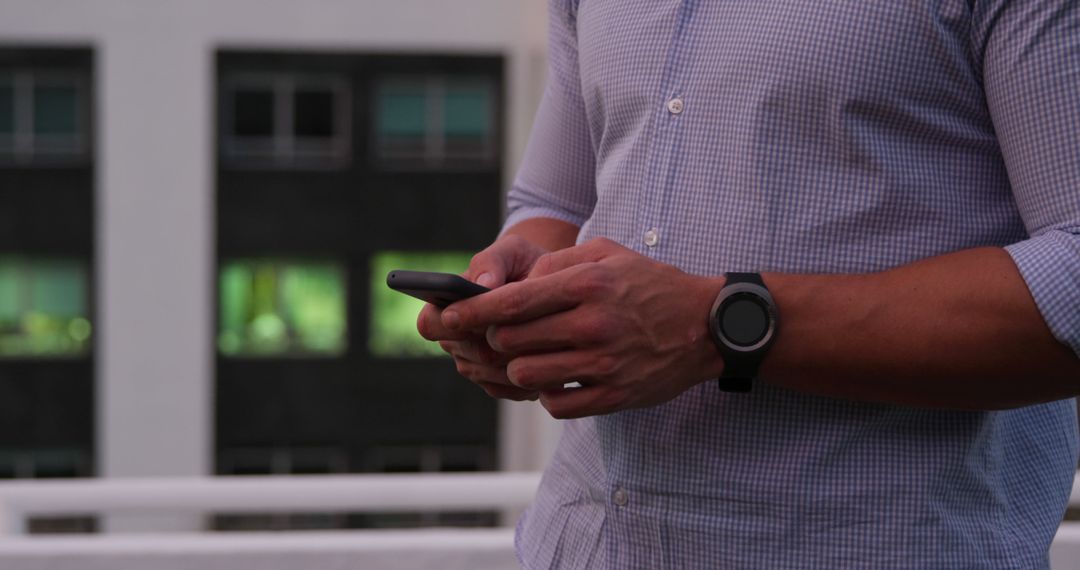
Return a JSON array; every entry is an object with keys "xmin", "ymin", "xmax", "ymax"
[{"xmin": 720, "ymin": 294, "xmax": 769, "ymax": 347}]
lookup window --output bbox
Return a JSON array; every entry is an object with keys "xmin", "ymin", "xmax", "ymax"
[
  {"xmin": 33, "ymin": 83, "xmax": 79, "ymax": 136},
  {"xmin": 218, "ymin": 259, "xmax": 346, "ymax": 357},
  {"xmin": 0, "ymin": 258, "xmax": 91, "ymax": 357},
  {"xmin": 0, "ymin": 82, "xmax": 13, "ymax": 135},
  {"xmin": 368, "ymin": 251, "xmax": 472, "ymax": 358},
  {"xmin": 0, "ymin": 72, "xmax": 86, "ymax": 161},
  {"xmin": 223, "ymin": 73, "xmax": 350, "ymax": 167},
  {"xmin": 374, "ymin": 77, "xmax": 495, "ymax": 165}
]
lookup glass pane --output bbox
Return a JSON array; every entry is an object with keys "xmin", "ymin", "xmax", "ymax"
[
  {"xmin": 0, "ymin": 83, "xmax": 13, "ymax": 135},
  {"xmin": 0, "ymin": 258, "xmax": 91, "ymax": 357},
  {"xmin": 218, "ymin": 259, "xmax": 346, "ymax": 357},
  {"xmin": 369, "ymin": 251, "xmax": 472, "ymax": 358},
  {"xmin": 377, "ymin": 83, "xmax": 427, "ymax": 138},
  {"xmin": 443, "ymin": 84, "xmax": 490, "ymax": 137},
  {"xmin": 30, "ymin": 261, "xmax": 86, "ymax": 316},
  {"xmin": 33, "ymin": 84, "xmax": 79, "ymax": 136},
  {"xmin": 233, "ymin": 89, "xmax": 275, "ymax": 137},
  {"xmin": 293, "ymin": 89, "xmax": 335, "ymax": 138},
  {"xmin": 0, "ymin": 263, "xmax": 20, "ymax": 322}
]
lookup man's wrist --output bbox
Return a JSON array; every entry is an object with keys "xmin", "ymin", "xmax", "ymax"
[{"xmin": 690, "ymin": 275, "xmax": 728, "ymax": 383}]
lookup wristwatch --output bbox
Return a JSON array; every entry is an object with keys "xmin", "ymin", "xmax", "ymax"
[{"xmin": 708, "ymin": 272, "xmax": 779, "ymax": 392}]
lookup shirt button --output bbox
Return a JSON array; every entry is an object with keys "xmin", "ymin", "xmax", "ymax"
[
  {"xmin": 613, "ymin": 488, "xmax": 629, "ymax": 507},
  {"xmin": 643, "ymin": 228, "xmax": 659, "ymax": 247},
  {"xmin": 666, "ymin": 97, "xmax": 684, "ymax": 115}
]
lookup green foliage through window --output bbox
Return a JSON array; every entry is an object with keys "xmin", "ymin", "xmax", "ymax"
[
  {"xmin": 0, "ymin": 258, "xmax": 91, "ymax": 357},
  {"xmin": 369, "ymin": 251, "xmax": 472, "ymax": 358},
  {"xmin": 218, "ymin": 259, "xmax": 346, "ymax": 357}
]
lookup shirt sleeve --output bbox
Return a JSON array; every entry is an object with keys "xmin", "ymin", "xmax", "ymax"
[
  {"xmin": 975, "ymin": 0, "xmax": 1080, "ymax": 358},
  {"xmin": 502, "ymin": 0, "xmax": 597, "ymax": 235}
]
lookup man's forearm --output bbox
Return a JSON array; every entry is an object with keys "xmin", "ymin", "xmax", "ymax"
[
  {"xmin": 503, "ymin": 217, "xmax": 580, "ymax": 252},
  {"xmin": 756, "ymin": 247, "xmax": 1080, "ymax": 409}
]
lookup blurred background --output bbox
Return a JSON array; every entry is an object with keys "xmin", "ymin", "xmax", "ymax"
[
  {"xmin": 0, "ymin": 1, "xmax": 1078, "ymax": 569},
  {"xmin": 0, "ymin": 1, "xmax": 561, "ymax": 567}
]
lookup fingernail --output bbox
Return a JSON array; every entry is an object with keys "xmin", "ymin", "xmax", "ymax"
[
  {"xmin": 477, "ymin": 273, "xmax": 495, "ymax": 287},
  {"xmin": 443, "ymin": 310, "xmax": 461, "ymax": 330}
]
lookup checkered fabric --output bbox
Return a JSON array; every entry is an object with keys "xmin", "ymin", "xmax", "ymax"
[{"xmin": 505, "ymin": 0, "xmax": 1080, "ymax": 568}]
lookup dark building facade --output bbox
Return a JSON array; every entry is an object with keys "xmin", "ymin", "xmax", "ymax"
[
  {"xmin": 0, "ymin": 46, "xmax": 95, "ymax": 533},
  {"xmin": 214, "ymin": 51, "xmax": 503, "ymax": 529}
]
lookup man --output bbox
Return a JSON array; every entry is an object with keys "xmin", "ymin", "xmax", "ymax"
[{"xmin": 418, "ymin": 0, "xmax": 1080, "ymax": 567}]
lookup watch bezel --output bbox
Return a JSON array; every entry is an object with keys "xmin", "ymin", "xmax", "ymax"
[{"xmin": 709, "ymin": 282, "xmax": 777, "ymax": 354}]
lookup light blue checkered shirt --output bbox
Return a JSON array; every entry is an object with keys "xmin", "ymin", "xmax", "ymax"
[{"xmin": 506, "ymin": 0, "xmax": 1080, "ymax": 568}]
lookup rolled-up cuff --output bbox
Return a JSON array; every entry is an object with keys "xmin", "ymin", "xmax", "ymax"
[
  {"xmin": 1005, "ymin": 230, "xmax": 1080, "ymax": 359},
  {"xmin": 500, "ymin": 206, "xmax": 588, "ymax": 240}
]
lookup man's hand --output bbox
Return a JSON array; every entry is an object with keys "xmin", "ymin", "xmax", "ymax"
[
  {"xmin": 441, "ymin": 238, "xmax": 726, "ymax": 419},
  {"xmin": 416, "ymin": 235, "xmax": 548, "ymax": 401}
]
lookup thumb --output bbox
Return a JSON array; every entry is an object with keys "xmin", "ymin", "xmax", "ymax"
[{"xmin": 465, "ymin": 236, "xmax": 546, "ymax": 288}]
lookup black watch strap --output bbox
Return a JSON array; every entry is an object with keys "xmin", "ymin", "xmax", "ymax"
[
  {"xmin": 716, "ymin": 272, "xmax": 771, "ymax": 393},
  {"xmin": 725, "ymin": 272, "xmax": 765, "ymax": 287}
]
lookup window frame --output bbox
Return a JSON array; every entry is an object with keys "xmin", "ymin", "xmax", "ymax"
[
  {"xmin": 221, "ymin": 72, "xmax": 352, "ymax": 170},
  {"xmin": 0, "ymin": 70, "xmax": 88, "ymax": 165},
  {"xmin": 371, "ymin": 75, "xmax": 497, "ymax": 169}
]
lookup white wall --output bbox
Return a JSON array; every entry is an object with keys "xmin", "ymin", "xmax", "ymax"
[{"xmin": 0, "ymin": 0, "xmax": 556, "ymax": 528}]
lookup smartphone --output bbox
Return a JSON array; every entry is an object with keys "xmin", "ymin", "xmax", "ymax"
[{"xmin": 386, "ymin": 270, "xmax": 491, "ymax": 308}]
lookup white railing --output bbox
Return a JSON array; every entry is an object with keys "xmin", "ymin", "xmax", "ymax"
[
  {"xmin": 0, "ymin": 472, "xmax": 1078, "ymax": 569},
  {"xmin": 0, "ymin": 472, "xmax": 542, "ymax": 535},
  {"xmin": 0, "ymin": 472, "xmax": 541, "ymax": 570}
]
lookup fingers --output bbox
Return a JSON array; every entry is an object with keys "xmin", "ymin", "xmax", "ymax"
[
  {"xmin": 440, "ymin": 338, "xmax": 511, "ymax": 367},
  {"xmin": 478, "ymin": 381, "xmax": 539, "ymax": 401},
  {"xmin": 417, "ymin": 303, "xmax": 474, "ymax": 341},
  {"xmin": 450, "ymin": 352, "xmax": 514, "ymax": 385},
  {"xmin": 442, "ymin": 266, "xmax": 592, "ymax": 331},
  {"xmin": 539, "ymin": 385, "xmax": 626, "ymax": 419},
  {"xmin": 504, "ymin": 350, "xmax": 621, "ymax": 392},
  {"xmin": 528, "ymin": 237, "xmax": 626, "ymax": 279},
  {"xmin": 485, "ymin": 309, "xmax": 614, "ymax": 354},
  {"xmin": 440, "ymin": 341, "xmax": 539, "ymax": 401}
]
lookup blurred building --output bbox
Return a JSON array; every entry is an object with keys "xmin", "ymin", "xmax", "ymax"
[{"xmin": 0, "ymin": 0, "xmax": 554, "ymax": 533}]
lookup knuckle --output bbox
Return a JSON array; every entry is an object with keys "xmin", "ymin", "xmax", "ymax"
[
  {"xmin": 469, "ymin": 251, "xmax": 491, "ymax": 272},
  {"xmin": 506, "ymin": 359, "xmax": 536, "ymax": 390},
  {"xmin": 576, "ymin": 314, "xmax": 612, "ymax": 343},
  {"xmin": 454, "ymin": 360, "xmax": 473, "ymax": 378},
  {"xmin": 488, "ymin": 327, "xmax": 516, "ymax": 353},
  {"xmin": 529, "ymin": 253, "xmax": 553, "ymax": 277},
  {"xmin": 477, "ymin": 344, "xmax": 504, "ymax": 366},
  {"xmin": 474, "ymin": 363, "xmax": 503, "ymax": 384},
  {"xmin": 592, "ymin": 355, "xmax": 620, "ymax": 379}
]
